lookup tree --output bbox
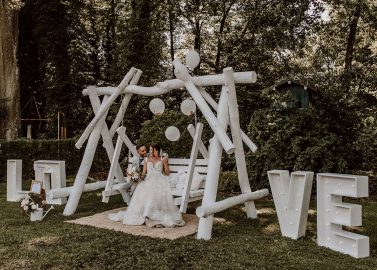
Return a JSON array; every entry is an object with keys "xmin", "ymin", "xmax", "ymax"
[{"xmin": 0, "ymin": 0, "xmax": 22, "ymax": 140}]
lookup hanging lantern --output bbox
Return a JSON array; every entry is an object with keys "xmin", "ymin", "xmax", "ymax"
[
  {"xmin": 149, "ymin": 98, "xmax": 165, "ymax": 115},
  {"xmin": 181, "ymin": 99, "xmax": 196, "ymax": 116},
  {"xmin": 165, "ymin": 126, "xmax": 180, "ymax": 141},
  {"xmin": 185, "ymin": 50, "xmax": 200, "ymax": 70}
]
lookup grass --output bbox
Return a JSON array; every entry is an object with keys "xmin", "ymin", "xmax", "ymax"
[{"xmin": 1, "ymin": 181, "xmax": 377, "ymax": 270}]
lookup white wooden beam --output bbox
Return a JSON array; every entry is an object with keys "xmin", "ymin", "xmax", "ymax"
[
  {"xmin": 173, "ymin": 58, "xmax": 235, "ymax": 155},
  {"xmin": 75, "ymin": 68, "xmax": 137, "ymax": 149},
  {"xmin": 224, "ymin": 67, "xmax": 258, "ymax": 218},
  {"xmin": 47, "ymin": 181, "xmax": 107, "ymax": 199},
  {"xmin": 63, "ymin": 96, "xmax": 110, "ymax": 216},
  {"xmin": 196, "ymin": 189, "xmax": 269, "ymax": 218},
  {"xmin": 180, "ymin": 122, "xmax": 203, "ymax": 213},
  {"xmin": 197, "ymin": 84, "xmax": 229, "ymax": 240},
  {"xmin": 108, "ymin": 70, "xmax": 142, "ymax": 139},
  {"xmin": 187, "ymin": 124, "xmax": 208, "ymax": 159},
  {"xmin": 82, "ymin": 71, "xmax": 257, "ymax": 96},
  {"xmin": 87, "ymin": 87, "xmax": 125, "ymax": 183},
  {"xmin": 198, "ymin": 86, "xmax": 258, "ymax": 153}
]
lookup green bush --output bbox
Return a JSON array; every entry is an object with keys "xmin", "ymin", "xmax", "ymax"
[
  {"xmin": 0, "ymin": 139, "xmax": 110, "ymax": 181},
  {"xmin": 246, "ymin": 91, "xmax": 366, "ymax": 190},
  {"xmin": 218, "ymin": 171, "xmax": 240, "ymax": 192},
  {"xmin": 138, "ymin": 110, "xmax": 199, "ymax": 158}
]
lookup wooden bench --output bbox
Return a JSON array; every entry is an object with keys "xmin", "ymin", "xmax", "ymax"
[{"xmin": 127, "ymin": 158, "xmax": 208, "ymax": 206}]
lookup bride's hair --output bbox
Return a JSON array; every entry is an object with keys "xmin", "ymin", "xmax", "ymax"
[{"xmin": 151, "ymin": 143, "xmax": 161, "ymax": 156}]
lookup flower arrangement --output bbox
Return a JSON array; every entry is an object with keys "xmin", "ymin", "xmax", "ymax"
[
  {"xmin": 127, "ymin": 166, "xmax": 143, "ymax": 183},
  {"xmin": 20, "ymin": 193, "xmax": 47, "ymax": 216}
]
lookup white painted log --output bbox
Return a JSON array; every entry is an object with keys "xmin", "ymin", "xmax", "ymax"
[
  {"xmin": 180, "ymin": 123, "xmax": 203, "ymax": 213},
  {"xmin": 47, "ymin": 181, "xmax": 107, "ymax": 199},
  {"xmin": 87, "ymin": 87, "xmax": 124, "ymax": 183},
  {"xmin": 173, "ymin": 58, "xmax": 235, "ymax": 154},
  {"xmin": 198, "ymin": 86, "xmax": 258, "ymax": 153},
  {"xmin": 197, "ymin": 84, "xmax": 229, "ymax": 240},
  {"xmin": 108, "ymin": 70, "xmax": 142, "ymax": 139},
  {"xmin": 224, "ymin": 67, "xmax": 257, "ymax": 218},
  {"xmin": 187, "ymin": 124, "xmax": 208, "ymax": 159},
  {"xmin": 75, "ymin": 67, "xmax": 137, "ymax": 149},
  {"xmin": 196, "ymin": 189, "xmax": 269, "ymax": 218},
  {"xmin": 116, "ymin": 126, "xmax": 138, "ymax": 157},
  {"xmin": 83, "ymin": 71, "xmax": 257, "ymax": 96},
  {"xmin": 63, "ymin": 96, "xmax": 110, "ymax": 216},
  {"xmin": 102, "ymin": 130, "xmax": 132, "ymax": 203}
]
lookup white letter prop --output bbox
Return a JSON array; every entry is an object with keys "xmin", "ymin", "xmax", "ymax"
[
  {"xmin": 268, "ymin": 170, "xmax": 313, "ymax": 239},
  {"xmin": 317, "ymin": 173, "xmax": 369, "ymax": 258}
]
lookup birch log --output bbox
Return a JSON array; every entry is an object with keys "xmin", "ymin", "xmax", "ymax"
[
  {"xmin": 187, "ymin": 124, "xmax": 208, "ymax": 159},
  {"xmin": 196, "ymin": 189, "xmax": 269, "ymax": 218},
  {"xmin": 116, "ymin": 126, "xmax": 138, "ymax": 157},
  {"xmin": 87, "ymin": 87, "xmax": 124, "ymax": 183},
  {"xmin": 180, "ymin": 123, "xmax": 203, "ymax": 213},
  {"xmin": 108, "ymin": 70, "xmax": 142, "ymax": 139},
  {"xmin": 47, "ymin": 181, "xmax": 107, "ymax": 200},
  {"xmin": 198, "ymin": 86, "xmax": 258, "ymax": 153},
  {"xmin": 83, "ymin": 71, "xmax": 257, "ymax": 96},
  {"xmin": 63, "ymin": 96, "xmax": 110, "ymax": 216},
  {"xmin": 197, "ymin": 85, "xmax": 229, "ymax": 240},
  {"xmin": 224, "ymin": 67, "xmax": 257, "ymax": 218},
  {"xmin": 173, "ymin": 59, "xmax": 235, "ymax": 154},
  {"xmin": 75, "ymin": 68, "xmax": 137, "ymax": 149},
  {"xmin": 102, "ymin": 130, "xmax": 132, "ymax": 203}
]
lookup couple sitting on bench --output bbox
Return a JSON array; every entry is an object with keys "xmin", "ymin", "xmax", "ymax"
[{"xmin": 109, "ymin": 143, "xmax": 186, "ymax": 228}]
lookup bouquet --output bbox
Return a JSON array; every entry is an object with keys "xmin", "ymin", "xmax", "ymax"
[
  {"xmin": 20, "ymin": 193, "xmax": 47, "ymax": 216},
  {"xmin": 127, "ymin": 166, "xmax": 143, "ymax": 183}
]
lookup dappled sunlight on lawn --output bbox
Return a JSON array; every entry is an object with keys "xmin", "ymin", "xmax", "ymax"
[
  {"xmin": 262, "ymin": 223, "xmax": 281, "ymax": 235},
  {"xmin": 26, "ymin": 236, "xmax": 60, "ymax": 250}
]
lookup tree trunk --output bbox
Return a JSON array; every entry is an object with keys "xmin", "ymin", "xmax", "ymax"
[
  {"xmin": 342, "ymin": 3, "xmax": 361, "ymax": 93},
  {"xmin": 0, "ymin": 1, "xmax": 20, "ymax": 141},
  {"xmin": 168, "ymin": 0, "xmax": 175, "ymax": 76}
]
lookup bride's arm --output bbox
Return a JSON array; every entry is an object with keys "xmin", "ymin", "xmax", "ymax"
[{"xmin": 163, "ymin": 158, "xmax": 170, "ymax": 176}]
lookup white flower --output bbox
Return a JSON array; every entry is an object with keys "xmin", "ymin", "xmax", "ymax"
[
  {"xmin": 23, "ymin": 206, "xmax": 29, "ymax": 211},
  {"xmin": 21, "ymin": 201, "xmax": 26, "ymax": 207}
]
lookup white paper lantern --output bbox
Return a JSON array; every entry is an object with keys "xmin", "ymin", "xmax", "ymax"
[
  {"xmin": 181, "ymin": 99, "xmax": 196, "ymax": 116},
  {"xmin": 185, "ymin": 50, "xmax": 200, "ymax": 70},
  {"xmin": 165, "ymin": 126, "xmax": 180, "ymax": 141},
  {"xmin": 149, "ymin": 98, "xmax": 165, "ymax": 115}
]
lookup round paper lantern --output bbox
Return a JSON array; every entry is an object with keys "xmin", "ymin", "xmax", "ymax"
[
  {"xmin": 181, "ymin": 99, "xmax": 196, "ymax": 116},
  {"xmin": 165, "ymin": 126, "xmax": 180, "ymax": 141},
  {"xmin": 185, "ymin": 50, "xmax": 200, "ymax": 70},
  {"xmin": 149, "ymin": 98, "xmax": 165, "ymax": 115}
]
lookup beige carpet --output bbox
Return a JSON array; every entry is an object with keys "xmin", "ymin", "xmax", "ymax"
[{"xmin": 65, "ymin": 207, "xmax": 201, "ymax": 240}]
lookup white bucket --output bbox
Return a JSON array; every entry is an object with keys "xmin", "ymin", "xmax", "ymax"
[{"xmin": 30, "ymin": 208, "xmax": 43, "ymax": 221}]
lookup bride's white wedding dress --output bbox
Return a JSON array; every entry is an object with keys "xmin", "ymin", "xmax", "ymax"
[{"xmin": 108, "ymin": 158, "xmax": 185, "ymax": 227}]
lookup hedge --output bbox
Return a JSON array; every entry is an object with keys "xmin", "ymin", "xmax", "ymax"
[{"xmin": 0, "ymin": 139, "xmax": 116, "ymax": 181}]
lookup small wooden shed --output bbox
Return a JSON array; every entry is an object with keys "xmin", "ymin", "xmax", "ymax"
[{"xmin": 273, "ymin": 80, "xmax": 316, "ymax": 108}]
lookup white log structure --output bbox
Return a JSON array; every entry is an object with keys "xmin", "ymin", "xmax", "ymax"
[
  {"xmin": 179, "ymin": 122, "xmax": 203, "ymax": 213},
  {"xmin": 48, "ymin": 181, "xmax": 107, "ymax": 200},
  {"xmin": 196, "ymin": 189, "xmax": 269, "ymax": 218},
  {"xmin": 187, "ymin": 124, "xmax": 208, "ymax": 159},
  {"xmin": 63, "ymin": 50, "xmax": 267, "ymax": 241},
  {"xmin": 225, "ymin": 67, "xmax": 258, "ymax": 218},
  {"xmin": 63, "ymin": 68, "xmax": 138, "ymax": 216},
  {"xmin": 197, "ymin": 83, "xmax": 230, "ymax": 240}
]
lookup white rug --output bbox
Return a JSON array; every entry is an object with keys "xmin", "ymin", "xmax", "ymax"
[{"xmin": 65, "ymin": 207, "xmax": 200, "ymax": 240}]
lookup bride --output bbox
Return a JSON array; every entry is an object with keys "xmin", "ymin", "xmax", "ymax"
[{"xmin": 109, "ymin": 143, "xmax": 185, "ymax": 227}]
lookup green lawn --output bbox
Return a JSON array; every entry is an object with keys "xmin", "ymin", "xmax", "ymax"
[{"xmin": 1, "ymin": 182, "xmax": 376, "ymax": 270}]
